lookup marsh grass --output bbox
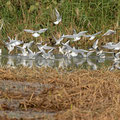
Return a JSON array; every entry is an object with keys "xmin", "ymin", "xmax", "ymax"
[
  {"xmin": 0, "ymin": 0, "xmax": 119, "ymax": 50},
  {"xmin": 0, "ymin": 67, "xmax": 120, "ymax": 119}
]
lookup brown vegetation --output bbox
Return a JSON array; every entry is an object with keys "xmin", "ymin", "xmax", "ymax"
[{"xmin": 0, "ymin": 67, "xmax": 120, "ymax": 119}]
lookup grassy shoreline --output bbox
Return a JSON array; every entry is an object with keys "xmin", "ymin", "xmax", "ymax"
[{"xmin": 0, "ymin": 0, "xmax": 119, "ymax": 50}]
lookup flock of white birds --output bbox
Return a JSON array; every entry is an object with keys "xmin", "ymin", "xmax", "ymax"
[{"xmin": 0, "ymin": 8, "xmax": 119, "ymax": 70}]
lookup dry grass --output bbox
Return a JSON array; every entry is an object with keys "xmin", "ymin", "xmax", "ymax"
[{"xmin": 0, "ymin": 67, "xmax": 120, "ymax": 119}]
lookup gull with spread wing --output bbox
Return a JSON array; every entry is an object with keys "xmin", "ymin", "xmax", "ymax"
[
  {"xmin": 53, "ymin": 34, "xmax": 64, "ymax": 45},
  {"xmin": 5, "ymin": 36, "xmax": 23, "ymax": 54},
  {"xmin": 80, "ymin": 51, "xmax": 94, "ymax": 58},
  {"xmin": 41, "ymin": 49, "xmax": 55, "ymax": 59},
  {"xmin": 24, "ymin": 28, "xmax": 48, "ymax": 38},
  {"xmin": 37, "ymin": 43, "xmax": 55, "ymax": 52},
  {"xmin": 89, "ymin": 39, "xmax": 99, "ymax": 51},
  {"xmin": 7, "ymin": 36, "xmax": 23, "ymax": 47},
  {"xmin": 84, "ymin": 31, "xmax": 101, "ymax": 40},
  {"xmin": 72, "ymin": 29, "xmax": 81, "ymax": 41},
  {"xmin": 102, "ymin": 29, "xmax": 116, "ymax": 36},
  {"xmin": 27, "ymin": 48, "xmax": 41, "ymax": 59},
  {"xmin": 17, "ymin": 46, "xmax": 28, "ymax": 56},
  {"xmin": 63, "ymin": 31, "xmax": 88, "ymax": 39},
  {"xmin": 23, "ymin": 41, "xmax": 34, "ymax": 49},
  {"xmin": 102, "ymin": 42, "xmax": 120, "ymax": 50},
  {"xmin": 62, "ymin": 42, "xmax": 94, "ymax": 58}
]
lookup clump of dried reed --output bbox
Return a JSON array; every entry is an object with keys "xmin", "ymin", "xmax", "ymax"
[{"xmin": 0, "ymin": 67, "xmax": 120, "ymax": 119}]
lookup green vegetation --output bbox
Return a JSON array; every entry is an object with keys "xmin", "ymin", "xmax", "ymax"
[{"xmin": 0, "ymin": 0, "xmax": 119, "ymax": 48}]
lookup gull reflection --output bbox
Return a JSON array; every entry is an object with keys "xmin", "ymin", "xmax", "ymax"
[
  {"xmin": 0, "ymin": 56, "xmax": 2, "ymax": 67},
  {"xmin": 7, "ymin": 55, "xmax": 16, "ymax": 68},
  {"xmin": 16, "ymin": 56, "xmax": 33, "ymax": 68},
  {"xmin": 76, "ymin": 58, "xmax": 97, "ymax": 70},
  {"xmin": 97, "ymin": 57, "xmax": 105, "ymax": 63},
  {"xmin": 87, "ymin": 58, "xmax": 97, "ymax": 70},
  {"xmin": 0, "ymin": 54, "xmax": 116, "ymax": 70},
  {"xmin": 76, "ymin": 58, "xmax": 86, "ymax": 66},
  {"xmin": 109, "ymin": 61, "xmax": 120, "ymax": 71},
  {"xmin": 58, "ymin": 57, "xmax": 71, "ymax": 68},
  {"xmin": 35, "ymin": 57, "xmax": 55, "ymax": 68}
]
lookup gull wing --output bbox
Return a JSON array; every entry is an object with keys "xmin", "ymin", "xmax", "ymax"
[
  {"xmin": 35, "ymin": 51, "xmax": 42, "ymax": 57},
  {"xmin": 78, "ymin": 31, "xmax": 88, "ymax": 36},
  {"xmin": 76, "ymin": 58, "xmax": 86, "ymax": 65},
  {"xmin": 27, "ymin": 48, "xmax": 33, "ymax": 55},
  {"xmin": 23, "ymin": 41, "xmax": 34, "ymax": 49},
  {"xmin": 65, "ymin": 44, "xmax": 88, "ymax": 53},
  {"xmin": 8, "ymin": 36, "xmax": 13, "ymax": 42},
  {"xmin": 93, "ymin": 39, "xmax": 99, "ymax": 49},
  {"xmin": 92, "ymin": 31, "xmax": 102, "ymax": 36},
  {"xmin": 86, "ymin": 51, "xmax": 94, "ymax": 57},
  {"xmin": 43, "ymin": 45, "xmax": 55, "ymax": 50},
  {"xmin": 73, "ymin": 29, "xmax": 77, "ymax": 35},
  {"xmin": 0, "ymin": 21, "xmax": 3, "ymax": 30},
  {"xmin": 54, "ymin": 8, "xmax": 62, "ymax": 25},
  {"xmin": 62, "ymin": 40, "xmax": 70, "ymax": 47},
  {"xmin": 84, "ymin": 34, "xmax": 91, "ymax": 38},
  {"xmin": 48, "ymin": 48, "xmax": 54, "ymax": 53},
  {"xmin": 37, "ymin": 28, "xmax": 48, "ymax": 33},
  {"xmin": 58, "ymin": 36, "xmax": 64, "ymax": 42},
  {"xmin": 17, "ymin": 46, "xmax": 24, "ymax": 51},
  {"xmin": 53, "ymin": 35, "xmax": 63, "ymax": 45},
  {"xmin": 102, "ymin": 43, "xmax": 115, "ymax": 49},
  {"xmin": 53, "ymin": 35, "xmax": 57, "ymax": 42},
  {"xmin": 109, "ymin": 66, "xmax": 115, "ymax": 71},
  {"xmin": 74, "ymin": 48, "xmax": 88, "ymax": 53},
  {"xmin": 28, "ymin": 41, "xmax": 34, "ymax": 48},
  {"xmin": 36, "ymin": 41, "xmax": 43, "ymax": 46},
  {"xmin": 87, "ymin": 58, "xmax": 97, "ymax": 70},
  {"xmin": 102, "ymin": 30, "xmax": 116, "ymax": 36},
  {"xmin": 55, "ymin": 8, "xmax": 61, "ymax": 19},
  {"xmin": 115, "ymin": 52, "xmax": 120, "ymax": 58},
  {"xmin": 89, "ymin": 36, "xmax": 95, "ymax": 40},
  {"xmin": 24, "ymin": 29, "xmax": 34, "ymax": 33},
  {"xmin": 63, "ymin": 34, "xmax": 75, "ymax": 38}
]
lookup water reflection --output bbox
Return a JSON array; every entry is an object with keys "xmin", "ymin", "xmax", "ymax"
[
  {"xmin": 0, "ymin": 54, "xmax": 115, "ymax": 70},
  {"xmin": 109, "ymin": 61, "xmax": 120, "ymax": 71}
]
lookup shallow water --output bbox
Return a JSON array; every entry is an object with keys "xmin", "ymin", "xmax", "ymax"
[{"xmin": 0, "ymin": 54, "xmax": 116, "ymax": 70}]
